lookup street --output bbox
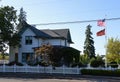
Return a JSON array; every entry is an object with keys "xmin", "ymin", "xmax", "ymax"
[
  {"xmin": 0, "ymin": 78, "xmax": 119, "ymax": 82},
  {"xmin": 0, "ymin": 73, "xmax": 120, "ymax": 82}
]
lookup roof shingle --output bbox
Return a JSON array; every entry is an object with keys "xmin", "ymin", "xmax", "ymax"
[{"xmin": 19, "ymin": 21, "xmax": 73, "ymax": 43}]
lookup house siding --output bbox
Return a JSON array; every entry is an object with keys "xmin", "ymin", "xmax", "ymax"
[
  {"xmin": 42, "ymin": 39, "xmax": 69, "ymax": 46},
  {"xmin": 10, "ymin": 27, "xmax": 71, "ymax": 63},
  {"xmin": 9, "ymin": 46, "xmax": 18, "ymax": 62},
  {"xmin": 18, "ymin": 28, "xmax": 37, "ymax": 62}
]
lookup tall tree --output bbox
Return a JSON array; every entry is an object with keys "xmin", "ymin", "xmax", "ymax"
[
  {"xmin": 17, "ymin": 7, "xmax": 27, "ymax": 31},
  {"xmin": 0, "ymin": 6, "xmax": 20, "ymax": 59},
  {"xmin": 83, "ymin": 25, "xmax": 95, "ymax": 59},
  {"xmin": 106, "ymin": 38, "xmax": 120, "ymax": 63}
]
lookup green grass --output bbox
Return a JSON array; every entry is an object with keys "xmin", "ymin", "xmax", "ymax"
[{"xmin": 0, "ymin": 54, "xmax": 9, "ymax": 60}]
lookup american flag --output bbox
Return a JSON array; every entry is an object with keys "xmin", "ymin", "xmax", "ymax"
[
  {"xmin": 96, "ymin": 29, "xmax": 105, "ymax": 36},
  {"xmin": 97, "ymin": 19, "xmax": 105, "ymax": 27}
]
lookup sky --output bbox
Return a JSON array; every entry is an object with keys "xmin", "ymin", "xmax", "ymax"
[{"xmin": 0, "ymin": 0, "xmax": 120, "ymax": 55}]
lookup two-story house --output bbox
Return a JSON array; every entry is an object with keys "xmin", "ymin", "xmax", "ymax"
[{"xmin": 9, "ymin": 22, "xmax": 73, "ymax": 63}]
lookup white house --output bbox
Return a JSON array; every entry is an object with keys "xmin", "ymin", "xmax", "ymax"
[{"xmin": 9, "ymin": 22, "xmax": 73, "ymax": 63}]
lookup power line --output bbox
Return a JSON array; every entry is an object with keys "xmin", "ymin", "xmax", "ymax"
[{"xmin": 31, "ymin": 17, "xmax": 120, "ymax": 26}]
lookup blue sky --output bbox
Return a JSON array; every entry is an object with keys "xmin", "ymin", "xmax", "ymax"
[{"xmin": 1, "ymin": 0, "xmax": 120, "ymax": 55}]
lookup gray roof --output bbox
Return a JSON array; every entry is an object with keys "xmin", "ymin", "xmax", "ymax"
[
  {"xmin": 19, "ymin": 21, "xmax": 73, "ymax": 43},
  {"xmin": 19, "ymin": 21, "xmax": 51, "ymax": 38},
  {"xmin": 40, "ymin": 29, "xmax": 60, "ymax": 38}
]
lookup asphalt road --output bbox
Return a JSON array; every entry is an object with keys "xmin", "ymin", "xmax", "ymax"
[
  {"xmin": 0, "ymin": 77, "xmax": 119, "ymax": 82},
  {"xmin": 0, "ymin": 78, "xmax": 96, "ymax": 82},
  {"xmin": 0, "ymin": 73, "xmax": 120, "ymax": 82}
]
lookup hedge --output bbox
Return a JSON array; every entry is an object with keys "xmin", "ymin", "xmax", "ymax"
[
  {"xmin": 7, "ymin": 61, "xmax": 23, "ymax": 66},
  {"xmin": 81, "ymin": 69, "xmax": 120, "ymax": 76}
]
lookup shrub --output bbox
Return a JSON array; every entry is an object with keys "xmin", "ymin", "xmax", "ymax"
[
  {"xmin": 77, "ymin": 62, "xmax": 87, "ymax": 67},
  {"xmin": 7, "ymin": 61, "xmax": 23, "ymax": 66},
  {"xmin": 90, "ymin": 58, "xmax": 98, "ymax": 67},
  {"xmin": 109, "ymin": 62, "xmax": 118, "ymax": 68},
  {"xmin": 34, "ymin": 61, "xmax": 49, "ymax": 67},
  {"xmin": 90, "ymin": 58, "xmax": 104, "ymax": 67},
  {"xmin": 81, "ymin": 69, "xmax": 120, "ymax": 76},
  {"xmin": 71, "ymin": 63, "xmax": 78, "ymax": 67},
  {"xmin": 51, "ymin": 62, "xmax": 62, "ymax": 67},
  {"xmin": 61, "ymin": 47, "xmax": 80, "ymax": 66}
]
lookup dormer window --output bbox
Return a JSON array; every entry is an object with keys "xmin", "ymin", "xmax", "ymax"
[{"xmin": 25, "ymin": 36, "xmax": 32, "ymax": 45}]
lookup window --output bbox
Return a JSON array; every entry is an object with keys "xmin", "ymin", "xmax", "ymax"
[
  {"xmin": 22, "ymin": 53, "xmax": 33, "ymax": 63},
  {"xmin": 25, "ymin": 36, "xmax": 32, "ymax": 45}
]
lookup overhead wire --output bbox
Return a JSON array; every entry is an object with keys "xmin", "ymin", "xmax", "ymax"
[{"xmin": 31, "ymin": 17, "xmax": 120, "ymax": 26}]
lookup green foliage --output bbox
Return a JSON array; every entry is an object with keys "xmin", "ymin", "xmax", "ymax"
[
  {"xmin": 90, "ymin": 58, "xmax": 104, "ymax": 67},
  {"xmin": 17, "ymin": 7, "xmax": 27, "ymax": 31},
  {"xmin": 35, "ymin": 44, "xmax": 53, "ymax": 64},
  {"xmin": 106, "ymin": 38, "xmax": 120, "ymax": 63},
  {"xmin": 71, "ymin": 62, "xmax": 86, "ymax": 67},
  {"xmin": 18, "ymin": 7, "xmax": 27, "ymax": 23},
  {"xmin": 0, "ymin": 54, "xmax": 9, "ymax": 60},
  {"xmin": 109, "ymin": 62, "xmax": 118, "ymax": 68},
  {"xmin": 81, "ymin": 69, "xmax": 120, "ymax": 76},
  {"xmin": 49, "ymin": 46, "xmax": 63, "ymax": 66},
  {"xmin": 45, "ymin": 46, "xmax": 80, "ymax": 67},
  {"xmin": 107, "ymin": 38, "xmax": 120, "ymax": 55},
  {"xmin": 106, "ymin": 54, "xmax": 120, "ymax": 63},
  {"xmin": 30, "ymin": 61, "xmax": 50, "ymax": 66},
  {"xmin": 61, "ymin": 47, "xmax": 80, "ymax": 66},
  {"xmin": 90, "ymin": 55, "xmax": 104, "ymax": 67},
  {"xmin": 83, "ymin": 25, "xmax": 95, "ymax": 59},
  {"xmin": 7, "ymin": 61, "xmax": 23, "ymax": 66},
  {"xmin": 80, "ymin": 54, "xmax": 90, "ymax": 66},
  {"xmin": 35, "ymin": 44, "xmax": 80, "ymax": 67},
  {"xmin": 0, "ymin": 6, "xmax": 20, "ymax": 58}
]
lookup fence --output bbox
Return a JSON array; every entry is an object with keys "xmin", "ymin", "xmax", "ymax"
[
  {"xmin": 0, "ymin": 64, "xmax": 119, "ymax": 74},
  {"xmin": 0, "ymin": 64, "xmax": 80, "ymax": 74}
]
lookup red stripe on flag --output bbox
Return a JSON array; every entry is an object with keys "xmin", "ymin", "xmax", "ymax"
[{"xmin": 96, "ymin": 29, "xmax": 105, "ymax": 36}]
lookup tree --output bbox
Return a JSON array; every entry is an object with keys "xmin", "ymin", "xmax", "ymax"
[
  {"xmin": 80, "ymin": 54, "xmax": 90, "ymax": 66},
  {"xmin": 17, "ymin": 7, "xmax": 27, "ymax": 31},
  {"xmin": 0, "ymin": 6, "xmax": 20, "ymax": 59},
  {"xmin": 35, "ymin": 44, "xmax": 53, "ymax": 65},
  {"xmin": 83, "ymin": 25, "xmax": 95, "ymax": 59},
  {"xmin": 106, "ymin": 38, "xmax": 120, "ymax": 63},
  {"xmin": 90, "ymin": 55, "xmax": 104, "ymax": 67},
  {"xmin": 35, "ymin": 45, "xmax": 80, "ymax": 66},
  {"xmin": 61, "ymin": 47, "xmax": 80, "ymax": 66}
]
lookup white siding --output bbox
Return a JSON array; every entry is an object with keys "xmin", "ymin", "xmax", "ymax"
[
  {"xmin": 17, "ymin": 28, "xmax": 70, "ymax": 63},
  {"xmin": 42, "ymin": 39, "xmax": 70, "ymax": 47},
  {"xmin": 19, "ymin": 28, "xmax": 35, "ymax": 52},
  {"xmin": 9, "ymin": 46, "xmax": 18, "ymax": 62},
  {"xmin": 18, "ymin": 28, "xmax": 40, "ymax": 62}
]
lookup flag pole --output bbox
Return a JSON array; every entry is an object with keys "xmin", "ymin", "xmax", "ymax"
[
  {"xmin": 97, "ymin": 16, "xmax": 107, "ymax": 68},
  {"xmin": 105, "ymin": 15, "xmax": 108, "ymax": 68},
  {"xmin": 105, "ymin": 29, "xmax": 107, "ymax": 68}
]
